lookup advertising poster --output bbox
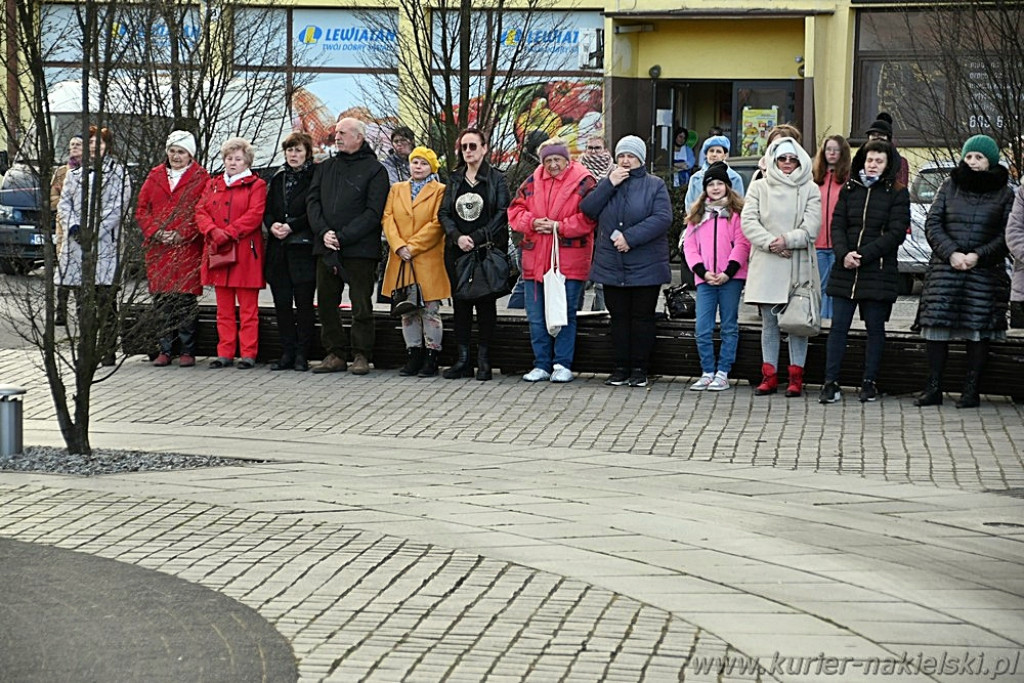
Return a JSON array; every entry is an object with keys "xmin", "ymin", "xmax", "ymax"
[{"xmin": 740, "ymin": 107, "xmax": 778, "ymax": 157}]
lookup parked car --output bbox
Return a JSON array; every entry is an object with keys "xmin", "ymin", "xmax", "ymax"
[
  {"xmin": 0, "ymin": 162, "xmax": 46, "ymax": 275},
  {"xmin": 897, "ymin": 161, "xmax": 954, "ymax": 293}
]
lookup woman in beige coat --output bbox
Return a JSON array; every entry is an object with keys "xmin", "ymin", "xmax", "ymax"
[
  {"xmin": 741, "ymin": 137, "xmax": 822, "ymax": 397},
  {"xmin": 382, "ymin": 146, "xmax": 450, "ymax": 377}
]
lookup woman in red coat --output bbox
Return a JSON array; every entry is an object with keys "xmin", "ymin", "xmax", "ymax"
[
  {"xmin": 136, "ymin": 130, "xmax": 209, "ymax": 367},
  {"xmin": 196, "ymin": 137, "xmax": 267, "ymax": 369}
]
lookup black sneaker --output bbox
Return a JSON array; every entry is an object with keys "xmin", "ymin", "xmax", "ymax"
[
  {"xmin": 627, "ymin": 369, "xmax": 648, "ymax": 387},
  {"xmin": 604, "ymin": 368, "xmax": 630, "ymax": 386},
  {"xmin": 859, "ymin": 380, "xmax": 878, "ymax": 403},
  {"xmin": 819, "ymin": 381, "xmax": 841, "ymax": 404}
]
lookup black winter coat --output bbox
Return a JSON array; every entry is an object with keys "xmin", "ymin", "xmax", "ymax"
[
  {"xmin": 439, "ymin": 162, "xmax": 510, "ymax": 275},
  {"xmin": 264, "ymin": 163, "xmax": 316, "ymax": 285},
  {"xmin": 918, "ymin": 162, "xmax": 1013, "ymax": 332},
  {"xmin": 306, "ymin": 141, "xmax": 390, "ymax": 260},
  {"xmin": 826, "ymin": 148, "xmax": 910, "ymax": 301}
]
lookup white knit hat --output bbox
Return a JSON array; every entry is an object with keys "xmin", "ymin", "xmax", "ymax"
[{"xmin": 165, "ymin": 130, "xmax": 197, "ymax": 157}]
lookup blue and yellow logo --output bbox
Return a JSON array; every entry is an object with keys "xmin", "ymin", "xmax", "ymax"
[{"xmin": 298, "ymin": 25, "xmax": 322, "ymax": 44}]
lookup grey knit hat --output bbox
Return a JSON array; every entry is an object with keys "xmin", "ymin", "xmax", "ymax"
[{"xmin": 614, "ymin": 135, "xmax": 647, "ymax": 165}]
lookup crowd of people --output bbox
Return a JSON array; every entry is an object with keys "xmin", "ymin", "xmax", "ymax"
[{"xmin": 49, "ymin": 114, "xmax": 1023, "ymax": 407}]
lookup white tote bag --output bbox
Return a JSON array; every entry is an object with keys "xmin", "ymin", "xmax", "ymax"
[{"xmin": 543, "ymin": 227, "xmax": 568, "ymax": 337}]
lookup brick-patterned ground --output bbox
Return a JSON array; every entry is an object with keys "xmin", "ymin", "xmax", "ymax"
[
  {"xmin": 2, "ymin": 349, "xmax": 1022, "ymax": 491},
  {"xmin": 0, "ymin": 485, "xmax": 765, "ymax": 683}
]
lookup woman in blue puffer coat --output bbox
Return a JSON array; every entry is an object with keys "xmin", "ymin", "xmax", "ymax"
[{"xmin": 580, "ymin": 135, "xmax": 673, "ymax": 387}]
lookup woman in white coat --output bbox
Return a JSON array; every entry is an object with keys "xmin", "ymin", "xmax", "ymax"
[
  {"xmin": 56, "ymin": 125, "xmax": 133, "ymax": 365},
  {"xmin": 741, "ymin": 137, "xmax": 822, "ymax": 397}
]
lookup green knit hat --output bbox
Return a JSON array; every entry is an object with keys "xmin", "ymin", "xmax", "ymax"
[{"xmin": 961, "ymin": 134, "xmax": 1000, "ymax": 167}]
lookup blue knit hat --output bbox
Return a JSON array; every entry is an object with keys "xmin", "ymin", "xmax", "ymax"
[
  {"xmin": 615, "ymin": 135, "xmax": 647, "ymax": 165},
  {"xmin": 961, "ymin": 135, "xmax": 1000, "ymax": 167}
]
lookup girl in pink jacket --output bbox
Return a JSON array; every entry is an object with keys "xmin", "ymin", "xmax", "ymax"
[{"xmin": 682, "ymin": 162, "xmax": 751, "ymax": 391}]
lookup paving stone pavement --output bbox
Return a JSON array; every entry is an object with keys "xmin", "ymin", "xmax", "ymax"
[{"xmin": 1, "ymin": 348, "xmax": 1024, "ymax": 682}]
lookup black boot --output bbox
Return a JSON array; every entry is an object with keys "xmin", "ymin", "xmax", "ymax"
[
  {"xmin": 915, "ymin": 341, "xmax": 947, "ymax": 407},
  {"xmin": 293, "ymin": 349, "xmax": 309, "ymax": 372},
  {"xmin": 271, "ymin": 348, "xmax": 295, "ymax": 371},
  {"xmin": 442, "ymin": 344, "xmax": 474, "ymax": 379},
  {"xmin": 476, "ymin": 344, "xmax": 492, "ymax": 381},
  {"xmin": 914, "ymin": 377, "xmax": 943, "ymax": 406},
  {"xmin": 956, "ymin": 371, "xmax": 981, "ymax": 408},
  {"xmin": 399, "ymin": 346, "xmax": 425, "ymax": 376},
  {"xmin": 418, "ymin": 349, "xmax": 439, "ymax": 377}
]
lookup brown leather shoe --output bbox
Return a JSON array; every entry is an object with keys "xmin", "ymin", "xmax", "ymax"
[
  {"xmin": 312, "ymin": 353, "xmax": 346, "ymax": 374},
  {"xmin": 349, "ymin": 353, "xmax": 370, "ymax": 375}
]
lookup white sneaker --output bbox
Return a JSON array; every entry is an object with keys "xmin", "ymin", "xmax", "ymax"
[
  {"xmin": 690, "ymin": 373, "xmax": 714, "ymax": 391},
  {"xmin": 550, "ymin": 364, "xmax": 574, "ymax": 383},
  {"xmin": 707, "ymin": 371, "xmax": 731, "ymax": 391},
  {"xmin": 523, "ymin": 367, "xmax": 551, "ymax": 382}
]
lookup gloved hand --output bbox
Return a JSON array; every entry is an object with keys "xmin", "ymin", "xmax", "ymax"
[{"xmin": 209, "ymin": 228, "xmax": 231, "ymax": 247}]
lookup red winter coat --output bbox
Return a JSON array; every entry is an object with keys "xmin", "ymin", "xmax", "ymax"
[
  {"xmin": 508, "ymin": 160, "xmax": 597, "ymax": 281},
  {"xmin": 136, "ymin": 162, "xmax": 209, "ymax": 294},
  {"xmin": 815, "ymin": 169, "xmax": 844, "ymax": 250},
  {"xmin": 196, "ymin": 172, "xmax": 267, "ymax": 289}
]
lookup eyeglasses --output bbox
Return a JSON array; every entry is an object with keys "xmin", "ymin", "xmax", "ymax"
[
  {"xmin": 461, "ymin": 142, "xmax": 479, "ymax": 152},
  {"xmin": 867, "ymin": 132, "xmax": 887, "ymax": 140},
  {"xmin": 777, "ymin": 155, "xmax": 799, "ymax": 164},
  {"xmin": 586, "ymin": 145, "xmax": 604, "ymax": 151},
  {"xmin": 392, "ymin": 137, "xmax": 412, "ymax": 145}
]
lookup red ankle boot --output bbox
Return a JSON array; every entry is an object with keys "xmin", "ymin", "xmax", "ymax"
[
  {"xmin": 786, "ymin": 365, "xmax": 804, "ymax": 397},
  {"xmin": 754, "ymin": 363, "xmax": 778, "ymax": 395}
]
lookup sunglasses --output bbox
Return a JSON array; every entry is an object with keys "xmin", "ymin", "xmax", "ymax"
[
  {"xmin": 586, "ymin": 145, "xmax": 603, "ymax": 151},
  {"xmin": 460, "ymin": 142, "xmax": 479, "ymax": 152},
  {"xmin": 777, "ymin": 155, "xmax": 799, "ymax": 164}
]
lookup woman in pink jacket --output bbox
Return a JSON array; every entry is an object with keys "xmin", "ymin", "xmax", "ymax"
[
  {"xmin": 508, "ymin": 137, "xmax": 597, "ymax": 383},
  {"xmin": 812, "ymin": 135, "xmax": 851, "ymax": 320},
  {"xmin": 683, "ymin": 162, "xmax": 751, "ymax": 391}
]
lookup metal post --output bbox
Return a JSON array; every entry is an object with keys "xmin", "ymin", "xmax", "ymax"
[{"xmin": 0, "ymin": 384, "xmax": 26, "ymax": 456}]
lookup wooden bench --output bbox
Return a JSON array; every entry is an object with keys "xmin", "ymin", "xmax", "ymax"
[{"xmin": 121, "ymin": 304, "xmax": 1024, "ymax": 399}]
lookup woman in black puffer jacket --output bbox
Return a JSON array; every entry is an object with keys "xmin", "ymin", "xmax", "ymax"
[
  {"xmin": 819, "ymin": 141, "xmax": 909, "ymax": 405},
  {"xmin": 915, "ymin": 134, "xmax": 1014, "ymax": 408}
]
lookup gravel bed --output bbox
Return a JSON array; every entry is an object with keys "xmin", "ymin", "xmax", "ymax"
[{"xmin": 0, "ymin": 446, "xmax": 259, "ymax": 476}]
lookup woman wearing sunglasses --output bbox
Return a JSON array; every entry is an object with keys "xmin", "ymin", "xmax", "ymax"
[
  {"xmin": 741, "ymin": 137, "xmax": 822, "ymax": 397},
  {"xmin": 438, "ymin": 127, "xmax": 511, "ymax": 380}
]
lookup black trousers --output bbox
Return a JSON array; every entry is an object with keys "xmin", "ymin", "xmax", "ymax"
[
  {"xmin": 603, "ymin": 285, "xmax": 660, "ymax": 370},
  {"xmin": 452, "ymin": 297, "xmax": 497, "ymax": 347},
  {"xmin": 153, "ymin": 292, "xmax": 198, "ymax": 355},
  {"xmin": 269, "ymin": 278, "xmax": 316, "ymax": 354}
]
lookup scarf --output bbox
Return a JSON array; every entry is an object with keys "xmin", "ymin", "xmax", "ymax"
[
  {"xmin": 67, "ymin": 157, "xmax": 82, "ymax": 171},
  {"xmin": 859, "ymin": 169, "xmax": 880, "ymax": 187},
  {"xmin": 701, "ymin": 197, "xmax": 731, "ymax": 223},
  {"xmin": 580, "ymin": 151, "xmax": 613, "ymax": 179},
  {"xmin": 224, "ymin": 168, "xmax": 253, "ymax": 187},
  {"xmin": 409, "ymin": 177, "xmax": 431, "ymax": 202},
  {"xmin": 166, "ymin": 162, "xmax": 190, "ymax": 191},
  {"xmin": 282, "ymin": 159, "xmax": 313, "ymax": 205}
]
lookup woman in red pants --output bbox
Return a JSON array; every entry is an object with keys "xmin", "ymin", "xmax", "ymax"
[{"xmin": 196, "ymin": 137, "xmax": 267, "ymax": 368}]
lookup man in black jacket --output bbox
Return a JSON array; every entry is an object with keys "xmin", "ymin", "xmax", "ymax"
[{"xmin": 307, "ymin": 117, "xmax": 390, "ymax": 374}]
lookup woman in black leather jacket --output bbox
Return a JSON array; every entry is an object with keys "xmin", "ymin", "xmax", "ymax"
[
  {"xmin": 264, "ymin": 132, "xmax": 317, "ymax": 371},
  {"xmin": 438, "ymin": 128, "xmax": 511, "ymax": 381},
  {"xmin": 914, "ymin": 134, "xmax": 1014, "ymax": 408}
]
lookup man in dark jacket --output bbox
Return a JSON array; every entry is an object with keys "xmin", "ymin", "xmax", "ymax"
[{"xmin": 307, "ymin": 117, "xmax": 390, "ymax": 374}]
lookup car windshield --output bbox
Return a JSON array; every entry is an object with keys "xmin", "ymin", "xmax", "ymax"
[{"xmin": 910, "ymin": 168, "xmax": 952, "ymax": 204}]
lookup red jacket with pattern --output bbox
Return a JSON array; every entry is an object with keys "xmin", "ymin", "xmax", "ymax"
[
  {"xmin": 508, "ymin": 160, "xmax": 597, "ymax": 281},
  {"xmin": 136, "ymin": 162, "xmax": 209, "ymax": 294}
]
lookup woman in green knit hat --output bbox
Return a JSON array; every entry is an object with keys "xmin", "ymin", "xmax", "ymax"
[{"xmin": 914, "ymin": 134, "xmax": 1014, "ymax": 408}]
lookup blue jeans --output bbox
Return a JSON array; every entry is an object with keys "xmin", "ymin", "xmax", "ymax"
[
  {"xmin": 506, "ymin": 246, "xmax": 525, "ymax": 308},
  {"xmin": 817, "ymin": 249, "xmax": 835, "ymax": 320},
  {"xmin": 694, "ymin": 279, "xmax": 744, "ymax": 374},
  {"xmin": 824, "ymin": 297, "xmax": 892, "ymax": 383},
  {"xmin": 524, "ymin": 279, "xmax": 584, "ymax": 371}
]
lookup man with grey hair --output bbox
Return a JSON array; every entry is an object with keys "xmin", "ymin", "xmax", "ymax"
[{"xmin": 307, "ymin": 116, "xmax": 390, "ymax": 374}]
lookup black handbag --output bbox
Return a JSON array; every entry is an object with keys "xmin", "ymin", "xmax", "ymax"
[
  {"xmin": 455, "ymin": 243, "xmax": 513, "ymax": 302},
  {"xmin": 390, "ymin": 260, "xmax": 424, "ymax": 317},
  {"xmin": 663, "ymin": 284, "xmax": 697, "ymax": 320}
]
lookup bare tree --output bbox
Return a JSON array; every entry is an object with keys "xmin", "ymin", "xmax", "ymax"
[
  {"xmin": 871, "ymin": 3, "xmax": 1023, "ymax": 172},
  {"xmin": 352, "ymin": 0, "xmax": 604, "ymax": 170},
  {"xmin": 0, "ymin": 0, "xmax": 305, "ymax": 454}
]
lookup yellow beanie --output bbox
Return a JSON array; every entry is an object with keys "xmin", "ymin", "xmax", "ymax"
[{"xmin": 409, "ymin": 146, "xmax": 439, "ymax": 173}]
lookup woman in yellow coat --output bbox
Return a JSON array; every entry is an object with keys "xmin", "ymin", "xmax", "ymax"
[{"xmin": 382, "ymin": 146, "xmax": 450, "ymax": 376}]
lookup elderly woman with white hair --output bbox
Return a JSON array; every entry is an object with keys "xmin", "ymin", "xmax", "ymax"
[
  {"xmin": 741, "ymin": 136, "xmax": 822, "ymax": 398},
  {"xmin": 136, "ymin": 130, "xmax": 210, "ymax": 367},
  {"xmin": 196, "ymin": 137, "xmax": 267, "ymax": 369}
]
